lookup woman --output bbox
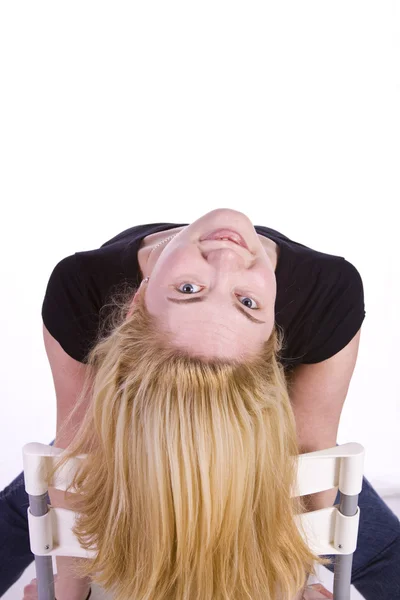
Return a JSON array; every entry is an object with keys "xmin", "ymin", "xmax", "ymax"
[
  {"xmin": 0, "ymin": 208, "xmax": 397, "ymax": 598},
  {"xmin": 25, "ymin": 207, "xmax": 332, "ymax": 600}
]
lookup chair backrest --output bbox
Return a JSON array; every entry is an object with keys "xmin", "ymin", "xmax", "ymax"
[
  {"xmin": 23, "ymin": 442, "xmax": 95, "ymax": 559},
  {"xmin": 23, "ymin": 441, "xmax": 365, "ymax": 594},
  {"xmin": 292, "ymin": 442, "xmax": 364, "ymax": 556}
]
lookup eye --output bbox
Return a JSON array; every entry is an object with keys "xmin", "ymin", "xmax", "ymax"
[
  {"xmin": 176, "ymin": 283, "xmax": 260, "ymax": 310},
  {"xmin": 237, "ymin": 295, "xmax": 259, "ymax": 310},
  {"xmin": 177, "ymin": 283, "xmax": 203, "ymax": 294}
]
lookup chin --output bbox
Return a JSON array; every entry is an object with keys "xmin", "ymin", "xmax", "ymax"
[{"xmin": 206, "ymin": 208, "xmax": 251, "ymax": 220}]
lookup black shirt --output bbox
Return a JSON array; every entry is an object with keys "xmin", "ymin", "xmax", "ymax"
[{"xmin": 41, "ymin": 222, "xmax": 366, "ymax": 373}]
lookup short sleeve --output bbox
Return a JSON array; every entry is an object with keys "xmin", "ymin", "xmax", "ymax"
[
  {"xmin": 41, "ymin": 254, "xmax": 100, "ymax": 363},
  {"xmin": 301, "ymin": 259, "xmax": 366, "ymax": 364}
]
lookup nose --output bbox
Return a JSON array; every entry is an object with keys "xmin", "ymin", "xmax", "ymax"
[{"xmin": 205, "ymin": 246, "xmax": 252, "ymax": 270}]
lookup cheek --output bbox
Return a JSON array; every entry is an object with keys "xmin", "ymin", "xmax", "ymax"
[{"xmin": 266, "ymin": 269, "xmax": 277, "ymax": 296}]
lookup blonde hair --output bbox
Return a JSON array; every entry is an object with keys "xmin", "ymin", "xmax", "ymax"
[{"xmin": 48, "ymin": 282, "xmax": 331, "ymax": 600}]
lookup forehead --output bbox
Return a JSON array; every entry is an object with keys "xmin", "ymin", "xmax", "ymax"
[
  {"xmin": 161, "ymin": 304, "xmax": 272, "ymax": 351},
  {"xmin": 164, "ymin": 316, "xmax": 265, "ymax": 360}
]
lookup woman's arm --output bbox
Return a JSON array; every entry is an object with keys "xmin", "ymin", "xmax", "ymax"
[
  {"xmin": 284, "ymin": 330, "xmax": 362, "ymax": 599},
  {"xmin": 43, "ymin": 324, "xmax": 93, "ymax": 600},
  {"xmin": 286, "ymin": 328, "xmax": 362, "ymax": 511}
]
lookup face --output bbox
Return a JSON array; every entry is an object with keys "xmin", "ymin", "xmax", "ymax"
[{"xmin": 134, "ymin": 208, "xmax": 277, "ymax": 360}]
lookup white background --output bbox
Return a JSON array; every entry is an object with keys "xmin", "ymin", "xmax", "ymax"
[{"xmin": 1, "ymin": 2, "xmax": 399, "ymax": 599}]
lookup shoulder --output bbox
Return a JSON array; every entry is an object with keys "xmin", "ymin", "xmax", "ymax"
[
  {"xmin": 43, "ymin": 253, "xmax": 82, "ymax": 298},
  {"xmin": 41, "ymin": 237, "xmax": 141, "ymax": 363},
  {"xmin": 45, "ymin": 246, "xmax": 131, "ymax": 322},
  {"xmin": 41, "ymin": 253, "xmax": 94, "ymax": 362},
  {"xmin": 318, "ymin": 255, "xmax": 363, "ymax": 284},
  {"xmin": 300, "ymin": 257, "xmax": 365, "ymax": 365},
  {"xmin": 313, "ymin": 256, "xmax": 365, "ymax": 312},
  {"xmin": 41, "ymin": 244, "xmax": 129, "ymax": 362}
]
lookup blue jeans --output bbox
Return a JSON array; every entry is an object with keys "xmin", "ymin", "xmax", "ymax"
[{"xmin": 1, "ymin": 443, "xmax": 399, "ymax": 599}]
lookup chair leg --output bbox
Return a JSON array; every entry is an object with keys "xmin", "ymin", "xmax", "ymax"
[
  {"xmin": 28, "ymin": 493, "xmax": 55, "ymax": 600},
  {"xmin": 332, "ymin": 492, "xmax": 359, "ymax": 600},
  {"xmin": 35, "ymin": 555, "xmax": 55, "ymax": 600},
  {"xmin": 333, "ymin": 553, "xmax": 354, "ymax": 600}
]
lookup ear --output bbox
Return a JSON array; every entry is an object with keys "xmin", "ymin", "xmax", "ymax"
[{"xmin": 126, "ymin": 298, "xmax": 136, "ymax": 320}]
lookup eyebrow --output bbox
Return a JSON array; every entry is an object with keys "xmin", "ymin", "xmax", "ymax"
[{"xmin": 166, "ymin": 296, "xmax": 266, "ymax": 324}]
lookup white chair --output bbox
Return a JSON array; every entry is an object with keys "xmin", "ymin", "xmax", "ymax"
[{"xmin": 22, "ymin": 441, "xmax": 365, "ymax": 600}]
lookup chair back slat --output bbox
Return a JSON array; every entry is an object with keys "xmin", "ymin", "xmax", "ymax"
[
  {"xmin": 23, "ymin": 442, "xmax": 87, "ymax": 495},
  {"xmin": 292, "ymin": 442, "xmax": 364, "ymax": 497}
]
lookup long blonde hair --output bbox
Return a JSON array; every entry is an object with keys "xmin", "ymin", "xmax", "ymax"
[{"xmin": 48, "ymin": 281, "xmax": 331, "ymax": 600}]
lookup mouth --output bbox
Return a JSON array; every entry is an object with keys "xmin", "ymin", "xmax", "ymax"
[{"xmin": 199, "ymin": 229, "xmax": 249, "ymax": 250}]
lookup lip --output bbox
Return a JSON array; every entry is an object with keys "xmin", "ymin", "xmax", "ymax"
[{"xmin": 199, "ymin": 228, "xmax": 249, "ymax": 250}]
